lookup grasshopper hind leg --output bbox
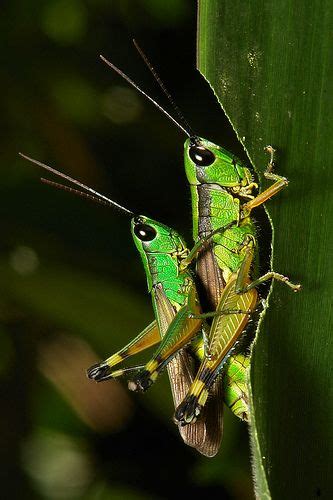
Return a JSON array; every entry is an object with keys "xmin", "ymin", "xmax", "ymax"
[
  {"xmin": 86, "ymin": 321, "xmax": 160, "ymax": 382},
  {"xmin": 128, "ymin": 289, "xmax": 202, "ymax": 394}
]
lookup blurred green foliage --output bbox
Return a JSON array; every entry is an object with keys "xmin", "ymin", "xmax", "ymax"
[{"xmin": 1, "ymin": 1, "xmax": 253, "ymax": 499}]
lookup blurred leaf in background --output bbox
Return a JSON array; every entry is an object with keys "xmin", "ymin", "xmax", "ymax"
[{"xmin": 1, "ymin": 1, "xmax": 254, "ymax": 499}]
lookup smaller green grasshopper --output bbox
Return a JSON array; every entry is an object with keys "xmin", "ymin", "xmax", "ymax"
[{"xmin": 20, "ymin": 153, "xmax": 251, "ymax": 455}]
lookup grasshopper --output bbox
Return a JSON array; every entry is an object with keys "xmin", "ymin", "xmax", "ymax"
[
  {"xmin": 99, "ymin": 45, "xmax": 300, "ymax": 426},
  {"xmin": 173, "ymin": 139, "xmax": 301, "ymax": 425},
  {"xmin": 172, "ymin": 139, "xmax": 301, "ymax": 424},
  {"xmin": 20, "ymin": 152, "xmax": 247, "ymax": 456}
]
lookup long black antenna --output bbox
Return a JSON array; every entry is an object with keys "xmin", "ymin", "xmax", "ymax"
[
  {"xmin": 99, "ymin": 55, "xmax": 191, "ymax": 137},
  {"xmin": 19, "ymin": 153, "xmax": 134, "ymax": 216},
  {"xmin": 41, "ymin": 177, "xmax": 121, "ymax": 211},
  {"xmin": 132, "ymin": 39, "xmax": 195, "ymax": 137}
]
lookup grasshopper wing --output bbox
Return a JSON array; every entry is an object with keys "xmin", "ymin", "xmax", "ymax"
[{"xmin": 154, "ymin": 283, "xmax": 223, "ymax": 457}]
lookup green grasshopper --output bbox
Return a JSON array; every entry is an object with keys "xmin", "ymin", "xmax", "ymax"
[
  {"xmin": 99, "ymin": 45, "xmax": 301, "ymax": 425},
  {"xmin": 174, "ymin": 139, "xmax": 301, "ymax": 425},
  {"xmin": 20, "ymin": 152, "xmax": 251, "ymax": 456}
]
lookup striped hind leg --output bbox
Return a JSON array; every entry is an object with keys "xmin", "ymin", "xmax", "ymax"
[
  {"xmin": 87, "ymin": 320, "xmax": 160, "ymax": 382},
  {"xmin": 175, "ymin": 276, "xmax": 257, "ymax": 425},
  {"xmin": 128, "ymin": 300, "xmax": 202, "ymax": 393}
]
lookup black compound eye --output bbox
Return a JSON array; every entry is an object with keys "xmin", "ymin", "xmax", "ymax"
[
  {"xmin": 134, "ymin": 223, "xmax": 157, "ymax": 242},
  {"xmin": 189, "ymin": 145, "xmax": 215, "ymax": 166}
]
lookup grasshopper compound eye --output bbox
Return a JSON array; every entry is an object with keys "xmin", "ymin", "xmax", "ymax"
[
  {"xmin": 189, "ymin": 144, "xmax": 215, "ymax": 166},
  {"xmin": 134, "ymin": 223, "xmax": 157, "ymax": 242}
]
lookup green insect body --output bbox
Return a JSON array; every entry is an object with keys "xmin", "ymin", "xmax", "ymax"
[
  {"xmin": 222, "ymin": 354, "xmax": 250, "ymax": 421},
  {"xmin": 128, "ymin": 216, "xmax": 204, "ymax": 392},
  {"xmin": 92, "ymin": 213, "xmax": 255, "ymax": 448},
  {"xmin": 91, "ymin": 214, "xmax": 252, "ymax": 444},
  {"xmin": 185, "ymin": 137, "xmax": 257, "ymax": 293},
  {"xmin": 170, "ymin": 138, "xmax": 257, "ymax": 425},
  {"xmin": 123, "ymin": 215, "xmax": 257, "ymax": 454},
  {"xmin": 131, "ymin": 217, "xmax": 191, "ymax": 314},
  {"xmin": 174, "ymin": 137, "xmax": 300, "ymax": 425},
  {"xmin": 91, "ymin": 215, "xmax": 224, "ymax": 456}
]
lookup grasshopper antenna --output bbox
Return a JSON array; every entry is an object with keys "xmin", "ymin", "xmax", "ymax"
[
  {"xmin": 99, "ymin": 55, "xmax": 191, "ymax": 138},
  {"xmin": 132, "ymin": 39, "xmax": 195, "ymax": 138},
  {"xmin": 41, "ymin": 178, "xmax": 128, "ymax": 213},
  {"xmin": 19, "ymin": 153, "xmax": 134, "ymax": 216}
]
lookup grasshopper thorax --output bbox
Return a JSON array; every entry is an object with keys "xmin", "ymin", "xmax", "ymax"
[{"xmin": 131, "ymin": 215, "xmax": 190, "ymax": 296}]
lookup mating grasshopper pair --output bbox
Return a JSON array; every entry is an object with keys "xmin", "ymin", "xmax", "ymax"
[{"xmin": 20, "ymin": 44, "xmax": 300, "ymax": 457}]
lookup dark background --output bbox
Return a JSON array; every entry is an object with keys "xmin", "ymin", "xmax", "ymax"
[{"xmin": 1, "ymin": 1, "xmax": 253, "ymax": 498}]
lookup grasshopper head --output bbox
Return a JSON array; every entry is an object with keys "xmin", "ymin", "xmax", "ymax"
[
  {"xmin": 184, "ymin": 137, "xmax": 254, "ymax": 191},
  {"xmin": 131, "ymin": 216, "xmax": 185, "ymax": 254},
  {"xmin": 131, "ymin": 215, "xmax": 188, "ymax": 293}
]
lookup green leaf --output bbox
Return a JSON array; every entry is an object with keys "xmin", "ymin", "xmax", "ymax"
[{"xmin": 198, "ymin": 1, "xmax": 332, "ymax": 498}]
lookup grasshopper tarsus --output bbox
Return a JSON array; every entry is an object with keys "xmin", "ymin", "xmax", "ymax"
[
  {"xmin": 264, "ymin": 144, "xmax": 276, "ymax": 172},
  {"xmin": 175, "ymin": 395, "xmax": 202, "ymax": 426},
  {"xmin": 283, "ymin": 278, "xmax": 302, "ymax": 292},
  {"xmin": 87, "ymin": 362, "xmax": 112, "ymax": 382},
  {"xmin": 128, "ymin": 371, "xmax": 153, "ymax": 393}
]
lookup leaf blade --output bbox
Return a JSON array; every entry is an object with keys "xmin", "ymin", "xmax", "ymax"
[{"xmin": 198, "ymin": 1, "xmax": 332, "ymax": 497}]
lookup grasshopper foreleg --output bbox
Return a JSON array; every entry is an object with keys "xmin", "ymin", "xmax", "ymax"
[{"xmin": 242, "ymin": 146, "xmax": 289, "ymax": 214}]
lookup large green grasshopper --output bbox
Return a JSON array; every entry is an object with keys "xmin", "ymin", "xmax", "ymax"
[
  {"xmin": 174, "ymin": 139, "xmax": 300, "ymax": 425},
  {"xmin": 20, "ymin": 152, "xmax": 251, "ymax": 456},
  {"xmin": 99, "ymin": 47, "xmax": 300, "ymax": 426}
]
